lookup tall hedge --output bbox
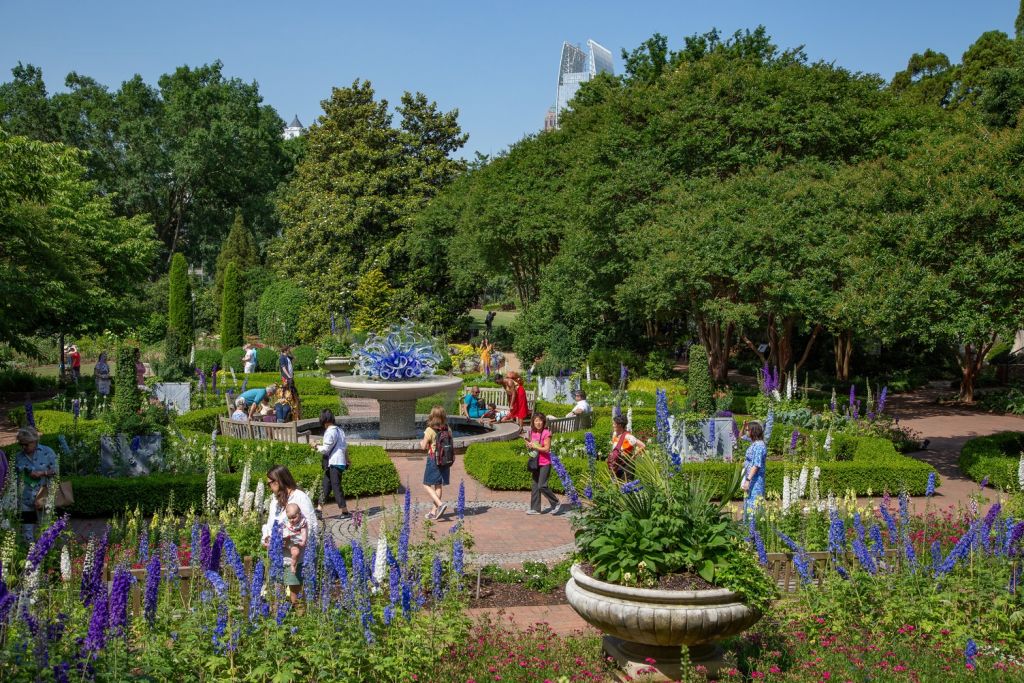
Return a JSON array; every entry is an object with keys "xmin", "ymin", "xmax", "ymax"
[
  {"xmin": 221, "ymin": 262, "xmax": 244, "ymax": 352},
  {"xmin": 257, "ymin": 280, "xmax": 305, "ymax": 347},
  {"xmin": 164, "ymin": 253, "xmax": 193, "ymax": 380},
  {"xmin": 111, "ymin": 346, "xmax": 141, "ymax": 432},
  {"xmin": 686, "ymin": 345, "xmax": 714, "ymax": 414}
]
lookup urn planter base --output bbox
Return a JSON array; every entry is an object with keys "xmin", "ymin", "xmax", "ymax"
[{"xmin": 603, "ymin": 637, "xmax": 731, "ymax": 681}]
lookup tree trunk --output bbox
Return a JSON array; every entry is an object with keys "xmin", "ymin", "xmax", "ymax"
[
  {"xmin": 958, "ymin": 335, "xmax": 997, "ymax": 403},
  {"xmin": 697, "ymin": 318, "xmax": 732, "ymax": 384},
  {"xmin": 834, "ymin": 330, "xmax": 853, "ymax": 381}
]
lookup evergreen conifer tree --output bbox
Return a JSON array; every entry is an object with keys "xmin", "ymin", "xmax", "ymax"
[
  {"xmin": 686, "ymin": 345, "xmax": 715, "ymax": 415},
  {"xmin": 221, "ymin": 262, "xmax": 244, "ymax": 351}
]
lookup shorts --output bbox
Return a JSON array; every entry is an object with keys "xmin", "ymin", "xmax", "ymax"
[
  {"xmin": 423, "ymin": 457, "xmax": 450, "ymax": 486},
  {"xmin": 282, "ymin": 558, "xmax": 302, "ymax": 586}
]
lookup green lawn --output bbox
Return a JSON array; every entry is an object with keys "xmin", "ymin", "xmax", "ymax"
[{"xmin": 468, "ymin": 308, "xmax": 518, "ymax": 329}]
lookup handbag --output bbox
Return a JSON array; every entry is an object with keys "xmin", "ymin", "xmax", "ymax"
[
  {"xmin": 526, "ymin": 455, "xmax": 539, "ymax": 472},
  {"xmin": 35, "ymin": 481, "xmax": 74, "ymax": 510}
]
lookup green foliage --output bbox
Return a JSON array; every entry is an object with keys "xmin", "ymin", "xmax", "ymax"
[
  {"xmin": 685, "ymin": 345, "xmax": 714, "ymax": 414},
  {"xmin": 255, "ymin": 345, "xmax": 279, "ymax": 372},
  {"xmin": 193, "ymin": 348, "xmax": 222, "ymax": 374},
  {"xmin": 110, "ymin": 346, "xmax": 141, "ymax": 433},
  {"xmin": 214, "ymin": 210, "xmax": 261, "ymax": 307},
  {"xmin": 643, "ymin": 350, "xmax": 674, "ymax": 380},
  {"xmin": 585, "ymin": 348, "xmax": 642, "ymax": 387},
  {"xmin": 273, "ymin": 81, "xmax": 467, "ymax": 341},
  {"xmin": 167, "ymin": 252, "xmax": 192, "ymax": 344},
  {"xmin": 0, "ymin": 368, "xmax": 57, "ymax": 393},
  {"xmin": 291, "ymin": 345, "xmax": 317, "ymax": 370},
  {"xmin": 351, "ymin": 268, "xmax": 397, "ymax": 334},
  {"xmin": 221, "ymin": 346, "xmax": 245, "ymax": 374},
  {"xmin": 0, "ymin": 131, "xmax": 158, "ymax": 354},
  {"xmin": 257, "ymin": 280, "xmax": 305, "ymax": 346},
  {"xmin": 220, "ymin": 262, "xmax": 244, "ymax": 352},
  {"xmin": 959, "ymin": 431, "xmax": 1024, "ymax": 489},
  {"xmin": 480, "ymin": 559, "xmax": 573, "ymax": 594}
]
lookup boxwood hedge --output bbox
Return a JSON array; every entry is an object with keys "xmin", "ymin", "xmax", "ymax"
[
  {"xmin": 464, "ymin": 433, "xmax": 936, "ymax": 498},
  {"xmin": 958, "ymin": 431, "xmax": 1024, "ymax": 490}
]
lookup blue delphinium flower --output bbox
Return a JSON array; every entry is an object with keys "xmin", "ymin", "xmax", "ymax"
[
  {"xmin": 788, "ymin": 429, "xmax": 799, "ymax": 453},
  {"xmin": 852, "ymin": 537, "xmax": 877, "ymax": 574},
  {"xmin": 935, "ymin": 522, "xmax": 978, "ymax": 577},
  {"xmin": 549, "ymin": 452, "xmax": 579, "ymax": 506},
  {"xmin": 453, "ymin": 539, "xmax": 464, "ymax": 580},
  {"xmin": 137, "ymin": 529, "xmax": 149, "ymax": 565},
  {"xmin": 620, "ymin": 480, "xmax": 643, "ymax": 494},
  {"xmin": 776, "ymin": 531, "xmax": 814, "ymax": 585},
  {"xmin": 301, "ymin": 531, "xmax": 317, "ymax": 599},
  {"xmin": 583, "ymin": 485, "xmax": 593, "ymax": 499},
  {"xmin": 965, "ymin": 638, "xmax": 978, "ymax": 668},
  {"xmin": 209, "ymin": 528, "xmax": 225, "ymax": 573},
  {"xmin": 848, "ymin": 385, "xmax": 855, "ymax": 412},
  {"xmin": 747, "ymin": 522, "xmax": 768, "ymax": 566},
  {"xmin": 431, "ymin": 554, "xmax": 444, "ymax": 601},
  {"xmin": 925, "ymin": 472, "xmax": 936, "ymax": 497},
  {"xmin": 457, "ymin": 481, "xmax": 465, "ymax": 520},
  {"xmin": 930, "ymin": 540, "xmax": 943, "ymax": 570},
  {"xmin": 401, "ymin": 580, "xmax": 413, "ymax": 619},
  {"xmin": 27, "ymin": 515, "xmax": 68, "ymax": 571},
  {"xmin": 24, "ymin": 401, "xmax": 35, "ymax": 428},
  {"xmin": 190, "ymin": 522, "xmax": 200, "ymax": 564},
  {"xmin": 398, "ymin": 488, "xmax": 411, "ymax": 566},
  {"xmin": 655, "ymin": 389, "xmax": 669, "ymax": 448},
  {"xmin": 83, "ymin": 585, "xmax": 109, "ymax": 653},
  {"xmin": 903, "ymin": 533, "xmax": 917, "ymax": 569},
  {"xmin": 898, "ymin": 491, "xmax": 910, "ymax": 529},
  {"xmin": 708, "ymin": 420, "xmax": 716, "ymax": 451},
  {"xmin": 222, "ymin": 537, "xmax": 247, "ymax": 597},
  {"xmin": 828, "ymin": 511, "xmax": 846, "ymax": 557},
  {"xmin": 383, "ymin": 604, "xmax": 394, "ymax": 626},
  {"xmin": 764, "ymin": 407, "xmax": 775, "ymax": 442},
  {"xmin": 351, "ymin": 540, "xmax": 367, "ymax": 591},
  {"xmin": 878, "ymin": 386, "xmax": 888, "ymax": 415},
  {"xmin": 269, "ymin": 522, "xmax": 284, "ymax": 583},
  {"xmin": 248, "ymin": 560, "xmax": 268, "ymax": 623},
  {"xmin": 852, "ymin": 512, "xmax": 866, "ymax": 543},
  {"xmin": 198, "ymin": 524, "xmax": 212, "ymax": 571},
  {"xmin": 81, "ymin": 529, "xmax": 109, "ymax": 607},
  {"xmin": 163, "ymin": 541, "xmax": 180, "ymax": 584},
  {"xmin": 981, "ymin": 503, "xmax": 1002, "ymax": 552},
  {"xmin": 879, "ymin": 504, "xmax": 899, "ymax": 545},
  {"xmin": 584, "ymin": 431, "xmax": 597, "ymax": 462},
  {"xmin": 869, "ymin": 525, "xmax": 885, "ymax": 559},
  {"xmin": 143, "ymin": 555, "xmax": 160, "ymax": 626},
  {"xmin": 389, "ymin": 565, "xmax": 401, "ymax": 608},
  {"xmin": 275, "ymin": 601, "xmax": 290, "ymax": 626}
]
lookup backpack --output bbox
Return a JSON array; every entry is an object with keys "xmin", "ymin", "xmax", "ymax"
[{"xmin": 433, "ymin": 426, "xmax": 456, "ymax": 467}]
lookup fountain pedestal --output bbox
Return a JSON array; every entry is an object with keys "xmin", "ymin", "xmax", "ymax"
[{"xmin": 330, "ymin": 375, "xmax": 464, "ymax": 440}]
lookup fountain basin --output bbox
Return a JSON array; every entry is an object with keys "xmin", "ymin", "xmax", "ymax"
[
  {"xmin": 298, "ymin": 415, "xmax": 521, "ymax": 453},
  {"xmin": 330, "ymin": 375, "xmax": 464, "ymax": 439}
]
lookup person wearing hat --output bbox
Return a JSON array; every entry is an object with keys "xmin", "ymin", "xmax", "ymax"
[{"xmin": 15, "ymin": 426, "xmax": 58, "ymax": 541}]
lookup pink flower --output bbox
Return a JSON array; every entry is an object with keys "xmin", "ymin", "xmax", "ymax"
[
  {"xmin": 752, "ymin": 672, "xmax": 765, "ymax": 679},
  {"xmin": 769, "ymin": 665, "xmax": 781, "ymax": 673},
  {"xmin": 645, "ymin": 657, "xmax": 657, "ymax": 664}
]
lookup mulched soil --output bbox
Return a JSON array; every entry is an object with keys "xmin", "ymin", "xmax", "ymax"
[
  {"xmin": 467, "ymin": 577, "xmax": 568, "ymax": 609},
  {"xmin": 579, "ymin": 562, "xmax": 717, "ymax": 591}
]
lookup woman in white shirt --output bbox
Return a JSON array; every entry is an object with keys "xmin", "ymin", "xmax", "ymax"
[
  {"xmin": 316, "ymin": 409, "xmax": 351, "ymax": 519},
  {"xmin": 230, "ymin": 397, "xmax": 248, "ymax": 421},
  {"xmin": 261, "ymin": 465, "xmax": 318, "ymax": 604}
]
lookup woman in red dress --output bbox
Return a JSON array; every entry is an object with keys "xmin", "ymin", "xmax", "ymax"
[{"xmin": 502, "ymin": 372, "xmax": 529, "ymax": 428}]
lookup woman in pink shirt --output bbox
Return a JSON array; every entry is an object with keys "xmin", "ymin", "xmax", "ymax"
[{"xmin": 525, "ymin": 413, "xmax": 561, "ymax": 515}]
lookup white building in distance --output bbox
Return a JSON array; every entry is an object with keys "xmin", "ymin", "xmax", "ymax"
[{"xmin": 283, "ymin": 115, "xmax": 305, "ymax": 140}]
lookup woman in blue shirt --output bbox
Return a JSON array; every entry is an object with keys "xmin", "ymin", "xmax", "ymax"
[
  {"xmin": 741, "ymin": 408, "xmax": 773, "ymax": 518},
  {"xmin": 15, "ymin": 426, "xmax": 58, "ymax": 540}
]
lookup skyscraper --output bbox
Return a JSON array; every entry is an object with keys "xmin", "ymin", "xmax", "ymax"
[{"xmin": 551, "ymin": 39, "xmax": 614, "ymax": 129}]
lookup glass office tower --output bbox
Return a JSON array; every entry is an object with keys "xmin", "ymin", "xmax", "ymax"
[{"xmin": 553, "ymin": 39, "xmax": 614, "ymax": 128}]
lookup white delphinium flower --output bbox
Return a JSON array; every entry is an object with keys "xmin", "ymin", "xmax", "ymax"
[
  {"xmin": 1018, "ymin": 451, "xmax": 1024, "ymax": 491},
  {"xmin": 797, "ymin": 466, "xmax": 809, "ymax": 498},
  {"xmin": 786, "ymin": 374, "xmax": 794, "ymax": 400},
  {"xmin": 810, "ymin": 467, "xmax": 822, "ymax": 511},
  {"xmin": 771, "ymin": 389, "xmax": 781, "ymax": 402},
  {"xmin": 372, "ymin": 536, "xmax": 388, "ymax": 589},
  {"xmin": 60, "ymin": 545, "xmax": 72, "ymax": 582},
  {"xmin": 205, "ymin": 450, "xmax": 217, "ymax": 515},
  {"xmin": 781, "ymin": 473, "xmax": 792, "ymax": 511},
  {"xmin": 254, "ymin": 481, "xmax": 266, "ymax": 514},
  {"xmin": 824, "ymin": 428, "xmax": 833, "ymax": 452},
  {"xmin": 238, "ymin": 459, "xmax": 252, "ymax": 508},
  {"xmin": 626, "ymin": 407, "xmax": 633, "ymax": 433},
  {"xmin": 81, "ymin": 535, "xmax": 95, "ymax": 580},
  {"xmin": 827, "ymin": 491, "xmax": 837, "ymax": 514}
]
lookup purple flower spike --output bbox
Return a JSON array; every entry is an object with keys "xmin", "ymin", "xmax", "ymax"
[
  {"xmin": 27, "ymin": 515, "xmax": 68, "ymax": 570},
  {"xmin": 878, "ymin": 386, "xmax": 888, "ymax": 415},
  {"xmin": 849, "ymin": 385, "xmax": 856, "ymax": 409}
]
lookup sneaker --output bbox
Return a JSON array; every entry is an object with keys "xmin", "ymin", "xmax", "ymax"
[
  {"xmin": 338, "ymin": 510, "xmax": 352, "ymax": 519},
  {"xmin": 425, "ymin": 511, "xmax": 436, "ymax": 521},
  {"xmin": 526, "ymin": 509, "xmax": 541, "ymax": 515},
  {"xmin": 547, "ymin": 503, "xmax": 562, "ymax": 515},
  {"xmin": 436, "ymin": 502, "xmax": 449, "ymax": 519}
]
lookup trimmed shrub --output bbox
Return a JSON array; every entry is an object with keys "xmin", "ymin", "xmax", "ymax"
[
  {"xmin": 292, "ymin": 345, "xmax": 317, "ymax": 371},
  {"xmin": 464, "ymin": 432, "xmax": 935, "ymax": 497},
  {"xmin": 174, "ymin": 406, "xmax": 224, "ymax": 434},
  {"xmin": 167, "ymin": 253, "xmax": 192, "ymax": 342},
  {"xmin": 111, "ymin": 346, "xmax": 141, "ymax": 433},
  {"xmin": 300, "ymin": 394, "xmax": 346, "ymax": 417},
  {"xmin": 210, "ymin": 371, "xmax": 335, "ymax": 397},
  {"xmin": 959, "ymin": 432, "xmax": 1024, "ymax": 490},
  {"xmin": 257, "ymin": 281, "xmax": 305, "ymax": 347},
  {"xmin": 221, "ymin": 262, "xmax": 244, "ymax": 352},
  {"xmin": 256, "ymin": 345, "xmax": 280, "ymax": 373},
  {"xmin": 193, "ymin": 349, "xmax": 222, "ymax": 374},
  {"xmin": 221, "ymin": 346, "xmax": 245, "ymax": 375},
  {"xmin": 685, "ymin": 345, "xmax": 714, "ymax": 414},
  {"xmin": 66, "ymin": 444, "xmax": 398, "ymax": 517}
]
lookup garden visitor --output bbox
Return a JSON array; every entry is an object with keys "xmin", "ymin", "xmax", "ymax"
[
  {"xmin": 607, "ymin": 414, "xmax": 645, "ymax": 480},
  {"xmin": 525, "ymin": 413, "xmax": 561, "ymax": 515},
  {"xmin": 134, "ymin": 348, "xmax": 146, "ymax": 390},
  {"xmin": 279, "ymin": 346, "xmax": 294, "ymax": 386},
  {"xmin": 565, "ymin": 390, "xmax": 592, "ymax": 418},
  {"xmin": 484, "ymin": 310, "xmax": 496, "ymax": 334},
  {"xmin": 261, "ymin": 465, "xmax": 318, "ymax": 605},
  {"xmin": 243, "ymin": 344, "xmax": 256, "ymax": 374},
  {"xmin": 240, "ymin": 384, "xmax": 277, "ymax": 418},
  {"xmin": 275, "ymin": 381, "xmax": 301, "ymax": 422},
  {"xmin": 316, "ymin": 409, "xmax": 351, "ymax": 519},
  {"xmin": 420, "ymin": 405, "xmax": 453, "ymax": 520},
  {"xmin": 93, "ymin": 352, "xmax": 112, "ymax": 397},
  {"xmin": 68, "ymin": 345, "xmax": 82, "ymax": 383},
  {"xmin": 500, "ymin": 372, "xmax": 529, "ymax": 428},
  {"xmin": 282, "ymin": 503, "xmax": 309, "ymax": 573},
  {"xmin": 14, "ymin": 426, "xmax": 58, "ymax": 542},
  {"xmin": 462, "ymin": 386, "xmax": 487, "ymax": 419},
  {"xmin": 255, "ymin": 395, "xmax": 276, "ymax": 422},
  {"xmin": 230, "ymin": 397, "xmax": 248, "ymax": 421},
  {"xmin": 741, "ymin": 421, "xmax": 768, "ymax": 517},
  {"xmin": 479, "ymin": 339, "xmax": 493, "ymax": 378}
]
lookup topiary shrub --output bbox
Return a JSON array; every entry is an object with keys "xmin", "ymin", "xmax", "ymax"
[
  {"xmin": 291, "ymin": 345, "xmax": 317, "ymax": 370},
  {"xmin": 256, "ymin": 345, "xmax": 280, "ymax": 373},
  {"xmin": 111, "ymin": 346, "xmax": 141, "ymax": 433},
  {"xmin": 959, "ymin": 431, "xmax": 1024, "ymax": 489},
  {"xmin": 685, "ymin": 345, "xmax": 714, "ymax": 414},
  {"xmin": 221, "ymin": 347, "xmax": 245, "ymax": 375},
  {"xmin": 193, "ymin": 349, "xmax": 222, "ymax": 374},
  {"xmin": 221, "ymin": 262, "xmax": 244, "ymax": 352},
  {"xmin": 257, "ymin": 280, "xmax": 305, "ymax": 347}
]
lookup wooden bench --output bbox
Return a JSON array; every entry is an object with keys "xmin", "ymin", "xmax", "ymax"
[
  {"xmin": 218, "ymin": 416, "xmax": 311, "ymax": 443},
  {"xmin": 474, "ymin": 387, "xmax": 536, "ymax": 412},
  {"xmin": 546, "ymin": 412, "xmax": 594, "ymax": 434}
]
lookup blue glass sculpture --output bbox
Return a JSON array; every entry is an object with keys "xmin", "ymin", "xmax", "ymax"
[{"xmin": 353, "ymin": 322, "xmax": 441, "ymax": 381}]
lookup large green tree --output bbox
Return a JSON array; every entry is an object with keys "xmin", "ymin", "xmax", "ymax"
[
  {"xmin": 0, "ymin": 131, "xmax": 158, "ymax": 354},
  {"xmin": 213, "ymin": 210, "xmax": 261, "ymax": 308},
  {"xmin": 220, "ymin": 262, "xmax": 244, "ymax": 352},
  {"xmin": 274, "ymin": 81, "xmax": 466, "ymax": 340}
]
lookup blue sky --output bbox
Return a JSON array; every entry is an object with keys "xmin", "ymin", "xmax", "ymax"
[{"xmin": 0, "ymin": 1, "xmax": 1018, "ymax": 157}]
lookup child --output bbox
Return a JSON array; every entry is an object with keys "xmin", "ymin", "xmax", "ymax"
[{"xmin": 282, "ymin": 502, "xmax": 308, "ymax": 573}]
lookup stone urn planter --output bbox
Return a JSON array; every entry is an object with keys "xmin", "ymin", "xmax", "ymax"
[
  {"xmin": 323, "ymin": 356, "xmax": 356, "ymax": 375},
  {"xmin": 565, "ymin": 563, "xmax": 762, "ymax": 681}
]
